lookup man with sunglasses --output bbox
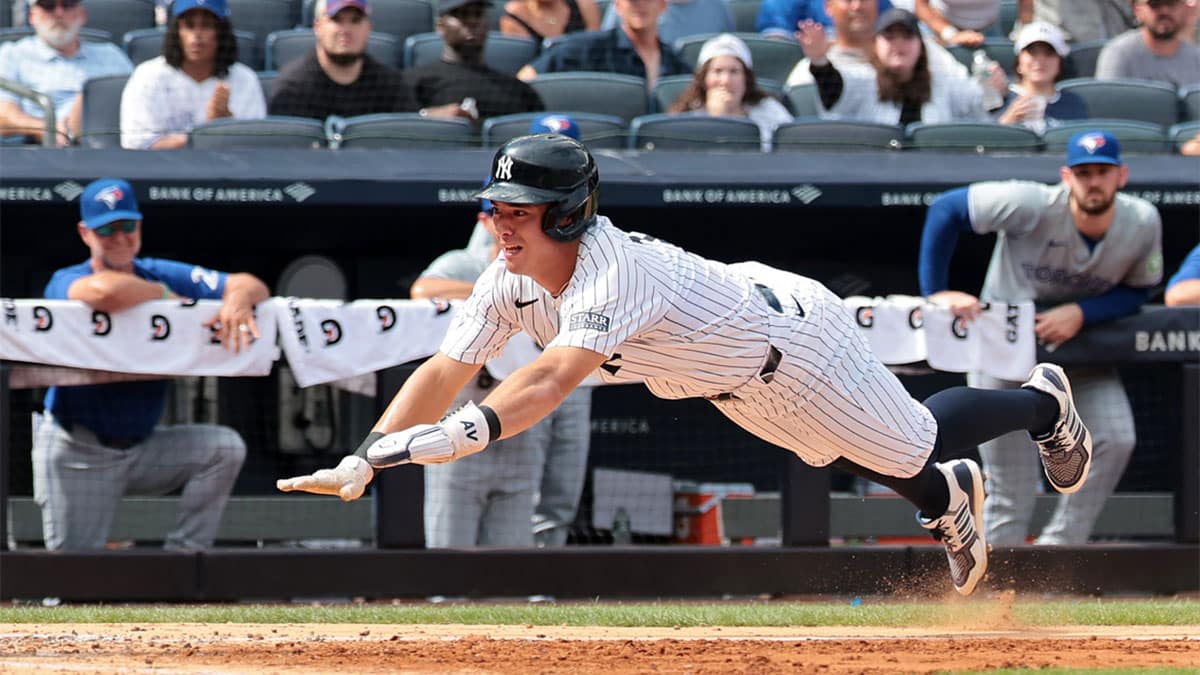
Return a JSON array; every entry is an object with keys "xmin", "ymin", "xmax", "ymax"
[
  {"xmin": 1096, "ymin": 0, "xmax": 1200, "ymax": 87},
  {"xmin": 0, "ymin": 0, "xmax": 132, "ymax": 145},
  {"xmin": 32, "ymin": 178, "xmax": 269, "ymax": 551}
]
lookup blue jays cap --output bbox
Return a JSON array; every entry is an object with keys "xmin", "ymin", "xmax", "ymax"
[
  {"xmin": 80, "ymin": 178, "xmax": 143, "ymax": 229},
  {"xmin": 1065, "ymin": 130, "xmax": 1122, "ymax": 167},
  {"xmin": 528, "ymin": 114, "xmax": 580, "ymax": 140},
  {"xmin": 172, "ymin": 0, "xmax": 229, "ymax": 18}
]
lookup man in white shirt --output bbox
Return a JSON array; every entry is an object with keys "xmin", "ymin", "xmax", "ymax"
[{"xmin": 120, "ymin": 0, "xmax": 264, "ymax": 149}]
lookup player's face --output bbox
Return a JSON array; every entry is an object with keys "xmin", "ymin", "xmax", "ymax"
[
  {"xmin": 177, "ymin": 10, "xmax": 220, "ymax": 67},
  {"xmin": 1016, "ymin": 42, "xmax": 1061, "ymax": 86},
  {"xmin": 704, "ymin": 55, "xmax": 747, "ymax": 104},
  {"xmin": 316, "ymin": 8, "xmax": 370, "ymax": 60},
  {"xmin": 1063, "ymin": 163, "xmax": 1128, "ymax": 216},
  {"xmin": 875, "ymin": 26, "xmax": 922, "ymax": 76},
  {"xmin": 79, "ymin": 219, "xmax": 142, "ymax": 271},
  {"xmin": 489, "ymin": 201, "xmax": 562, "ymax": 274},
  {"xmin": 1135, "ymin": 0, "xmax": 1185, "ymax": 41}
]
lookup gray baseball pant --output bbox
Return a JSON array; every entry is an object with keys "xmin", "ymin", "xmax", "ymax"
[{"xmin": 532, "ymin": 387, "xmax": 593, "ymax": 547}]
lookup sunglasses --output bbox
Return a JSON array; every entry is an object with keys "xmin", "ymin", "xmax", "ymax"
[
  {"xmin": 34, "ymin": 0, "xmax": 83, "ymax": 10},
  {"xmin": 93, "ymin": 219, "xmax": 138, "ymax": 236}
]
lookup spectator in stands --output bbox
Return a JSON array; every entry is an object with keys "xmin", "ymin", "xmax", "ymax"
[
  {"xmin": 1165, "ymin": 244, "xmax": 1200, "ymax": 305},
  {"xmin": 786, "ymin": 0, "xmax": 976, "ymax": 88},
  {"xmin": 919, "ymin": 130, "xmax": 1162, "ymax": 546},
  {"xmin": 995, "ymin": 22, "xmax": 1087, "ymax": 133},
  {"xmin": 1181, "ymin": 130, "xmax": 1200, "ymax": 154},
  {"xmin": 501, "ymin": 0, "xmax": 601, "ymax": 42},
  {"xmin": 600, "ymin": 0, "xmax": 734, "ymax": 47},
  {"xmin": 668, "ymin": 33, "xmax": 792, "ymax": 150},
  {"xmin": 0, "ymin": 0, "xmax": 132, "ymax": 145},
  {"xmin": 799, "ymin": 8, "xmax": 990, "ymax": 125},
  {"xmin": 517, "ymin": 0, "xmax": 690, "ymax": 88},
  {"xmin": 1095, "ymin": 0, "xmax": 1200, "ymax": 88},
  {"xmin": 33, "ymin": 178, "xmax": 267, "ymax": 551},
  {"xmin": 758, "ymin": 0, "xmax": 891, "ymax": 41},
  {"xmin": 405, "ymin": 0, "xmax": 544, "ymax": 122},
  {"xmin": 914, "ymin": 0, "xmax": 1000, "ymax": 48},
  {"xmin": 1014, "ymin": 0, "xmax": 1136, "ymax": 44},
  {"xmin": 268, "ymin": 0, "xmax": 418, "ymax": 120},
  {"xmin": 119, "ymin": 0, "xmax": 264, "ymax": 149}
]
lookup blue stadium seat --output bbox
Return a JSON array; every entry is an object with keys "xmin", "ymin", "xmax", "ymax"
[
  {"xmin": 1181, "ymin": 84, "xmax": 1200, "ymax": 122},
  {"xmin": 783, "ymin": 83, "xmax": 820, "ymax": 118},
  {"xmin": 266, "ymin": 28, "xmax": 400, "ymax": 70},
  {"xmin": 629, "ymin": 113, "xmax": 763, "ymax": 151},
  {"xmin": 124, "ymin": 28, "xmax": 258, "ymax": 69},
  {"xmin": 305, "ymin": 0, "xmax": 435, "ymax": 40},
  {"xmin": 728, "ymin": 0, "xmax": 762, "ymax": 33},
  {"xmin": 403, "ymin": 32, "xmax": 540, "ymax": 75},
  {"xmin": 651, "ymin": 74, "xmax": 783, "ymax": 114},
  {"xmin": 257, "ymin": 70, "xmax": 278, "ymax": 101},
  {"xmin": 1042, "ymin": 119, "xmax": 1169, "ymax": 154},
  {"xmin": 189, "ymin": 116, "xmax": 328, "ymax": 148},
  {"xmin": 80, "ymin": 73, "xmax": 129, "ymax": 149},
  {"xmin": 674, "ymin": 32, "xmax": 803, "ymax": 83},
  {"xmin": 1057, "ymin": 78, "xmax": 1179, "ymax": 128},
  {"xmin": 227, "ymin": 0, "xmax": 302, "ymax": 68},
  {"xmin": 994, "ymin": 0, "xmax": 1018, "ymax": 38},
  {"xmin": 906, "ymin": 122, "xmax": 1043, "ymax": 153},
  {"xmin": 0, "ymin": 0, "xmax": 10, "ymax": 29},
  {"xmin": 529, "ymin": 72, "xmax": 649, "ymax": 122},
  {"xmin": 1169, "ymin": 121, "xmax": 1200, "ymax": 152},
  {"xmin": 84, "ymin": 0, "xmax": 156, "ymax": 44},
  {"xmin": 773, "ymin": 120, "xmax": 903, "ymax": 152},
  {"xmin": 1063, "ymin": 40, "xmax": 1105, "ymax": 79},
  {"xmin": 482, "ymin": 111, "xmax": 627, "ymax": 149},
  {"xmin": 336, "ymin": 113, "xmax": 477, "ymax": 148}
]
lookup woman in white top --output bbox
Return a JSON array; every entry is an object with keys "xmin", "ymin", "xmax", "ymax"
[
  {"xmin": 668, "ymin": 33, "xmax": 793, "ymax": 151},
  {"xmin": 798, "ymin": 8, "xmax": 988, "ymax": 127},
  {"xmin": 995, "ymin": 21, "xmax": 1087, "ymax": 134},
  {"xmin": 120, "ymin": 0, "xmax": 265, "ymax": 149}
]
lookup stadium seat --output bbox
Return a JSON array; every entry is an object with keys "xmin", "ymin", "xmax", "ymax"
[
  {"xmin": 80, "ymin": 73, "xmax": 129, "ymax": 149},
  {"xmin": 305, "ymin": 0, "xmax": 435, "ymax": 38},
  {"xmin": 906, "ymin": 122, "xmax": 1043, "ymax": 152},
  {"xmin": 529, "ymin": 72, "xmax": 648, "ymax": 122},
  {"xmin": 227, "ymin": 0, "xmax": 301, "ymax": 67},
  {"xmin": 266, "ymin": 28, "xmax": 400, "ymax": 70},
  {"xmin": 1169, "ymin": 121, "xmax": 1200, "ymax": 152},
  {"xmin": 1181, "ymin": 85, "xmax": 1200, "ymax": 122},
  {"xmin": 728, "ymin": 0, "xmax": 762, "ymax": 33},
  {"xmin": 403, "ymin": 32, "xmax": 540, "ymax": 75},
  {"xmin": 650, "ymin": 74, "xmax": 783, "ymax": 114},
  {"xmin": 1042, "ymin": 120, "xmax": 1169, "ymax": 154},
  {"xmin": 948, "ymin": 38, "xmax": 1018, "ymax": 76},
  {"xmin": 783, "ymin": 83, "xmax": 820, "ymax": 118},
  {"xmin": 482, "ymin": 111, "xmax": 627, "ymax": 149},
  {"xmin": 189, "ymin": 116, "xmax": 328, "ymax": 148},
  {"xmin": 83, "ymin": 0, "xmax": 156, "ymax": 45},
  {"xmin": 1063, "ymin": 40, "xmax": 1105, "ymax": 79},
  {"xmin": 0, "ymin": 26, "xmax": 113, "ymax": 44},
  {"xmin": 1057, "ymin": 78, "xmax": 1179, "ymax": 128},
  {"xmin": 124, "ymin": 28, "xmax": 258, "ymax": 68},
  {"xmin": 994, "ymin": 0, "xmax": 1018, "ymax": 38},
  {"xmin": 629, "ymin": 113, "xmax": 763, "ymax": 151},
  {"xmin": 674, "ymin": 33, "xmax": 804, "ymax": 83},
  {"xmin": 0, "ymin": 0, "xmax": 10, "ymax": 29},
  {"xmin": 336, "ymin": 113, "xmax": 477, "ymax": 148},
  {"xmin": 773, "ymin": 120, "xmax": 903, "ymax": 152},
  {"xmin": 257, "ymin": 70, "xmax": 278, "ymax": 101}
]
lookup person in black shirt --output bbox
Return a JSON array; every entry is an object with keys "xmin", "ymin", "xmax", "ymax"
[
  {"xmin": 268, "ymin": 0, "xmax": 417, "ymax": 119},
  {"xmin": 404, "ymin": 0, "xmax": 544, "ymax": 122}
]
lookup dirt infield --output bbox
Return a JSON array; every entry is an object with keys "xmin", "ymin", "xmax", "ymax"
[{"xmin": 2, "ymin": 623, "xmax": 1198, "ymax": 673}]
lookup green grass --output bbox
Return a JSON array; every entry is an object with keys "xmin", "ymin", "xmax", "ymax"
[{"xmin": 1, "ymin": 598, "xmax": 1197, "ymax": 626}]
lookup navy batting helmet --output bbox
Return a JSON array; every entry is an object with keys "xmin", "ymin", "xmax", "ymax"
[{"xmin": 474, "ymin": 133, "xmax": 599, "ymax": 242}]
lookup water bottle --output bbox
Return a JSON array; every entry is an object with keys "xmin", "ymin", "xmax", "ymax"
[
  {"xmin": 971, "ymin": 50, "xmax": 1005, "ymax": 112},
  {"xmin": 612, "ymin": 507, "xmax": 633, "ymax": 545}
]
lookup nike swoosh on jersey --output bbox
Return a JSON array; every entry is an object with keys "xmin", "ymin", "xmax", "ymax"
[{"xmin": 515, "ymin": 298, "xmax": 539, "ymax": 308}]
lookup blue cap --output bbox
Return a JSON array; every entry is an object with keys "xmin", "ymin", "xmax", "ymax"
[
  {"xmin": 172, "ymin": 0, "xmax": 229, "ymax": 18},
  {"xmin": 80, "ymin": 178, "xmax": 143, "ymax": 229},
  {"xmin": 528, "ymin": 114, "xmax": 580, "ymax": 140},
  {"xmin": 1065, "ymin": 130, "xmax": 1122, "ymax": 167}
]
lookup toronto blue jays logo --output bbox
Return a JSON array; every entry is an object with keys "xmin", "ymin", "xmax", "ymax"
[
  {"xmin": 94, "ymin": 185, "xmax": 124, "ymax": 210},
  {"xmin": 1077, "ymin": 133, "xmax": 1106, "ymax": 154},
  {"xmin": 539, "ymin": 116, "xmax": 574, "ymax": 134}
]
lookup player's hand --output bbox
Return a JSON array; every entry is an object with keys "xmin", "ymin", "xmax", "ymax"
[
  {"xmin": 949, "ymin": 29, "xmax": 986, "ymax": 47},
  {"xmin": 794, "ymin": 20, "xmax": 829, "ymax": 63},
  {"xmin": 1035, "ymin": 303, "xmax": 1084, "ymax": 346},
  {"xmin": 276, "ymin": 455, "xmax": 374, "ymax": 501},
  {"xmin": 202, "ymin": 302, "xmax": 260, "ymax": 354},
  {"xmin": 928, "ymin": 290, "xmax": 983, "ymax": 321},
  {"xmin": 366, "ymin": 402, "xmax": 493, "ymax": 468},
  {"xmin": 207, "ymin": 83, "xmax": 232, "ymax": 120}
]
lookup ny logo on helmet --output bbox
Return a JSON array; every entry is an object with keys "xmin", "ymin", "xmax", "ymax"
[{"xmin": 495, "ymin": 155, "xmax": 514, "ymax": 180}]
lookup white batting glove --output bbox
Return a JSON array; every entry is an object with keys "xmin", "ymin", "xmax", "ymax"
[
  {"xmin": 276, "ymin": 455, "xmax": 373, "ymax": 501},
  {"xmin": 367, "ymin": 402, "xmax": 494, "ymax": 468}
]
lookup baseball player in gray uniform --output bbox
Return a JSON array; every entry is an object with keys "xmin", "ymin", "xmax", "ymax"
[
  {"xmin": 919, "ymin": 129, "xmax": 1163, "ymax": 546},
  {"xmin": 280, "ymin": 134, "xmax": 1093, "ymax": 596}
]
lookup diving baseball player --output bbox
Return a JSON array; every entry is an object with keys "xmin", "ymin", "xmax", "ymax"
[
  {"xmin": 279, "ymin": 134, "xmax": 1094, "ymax": 596},
  {"xmin": 919, "ymin": 129, "xmax": 1162, "ymax": 546}
]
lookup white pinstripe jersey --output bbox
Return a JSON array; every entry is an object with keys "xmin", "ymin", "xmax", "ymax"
[{"xmin": 439, "ymin": 216, "xmax": 782, "ymax": 400}]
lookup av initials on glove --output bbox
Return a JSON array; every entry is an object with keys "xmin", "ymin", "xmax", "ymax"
[
  {"xmin": 275, "ymin": 455, "xmax": 373, "ymax": 501},
  {"xmin": 366, "ymin": 401, "xmax": 499, "ymax": 468}
]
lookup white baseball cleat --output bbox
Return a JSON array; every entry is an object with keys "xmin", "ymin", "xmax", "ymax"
[
  {"xmin": 1021, "ymin": 363, "xmax": 1093, "ymax": 494},
  {"xmin": 919, "ymin": 459, "xmax": 988, "ymax": 597}
]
